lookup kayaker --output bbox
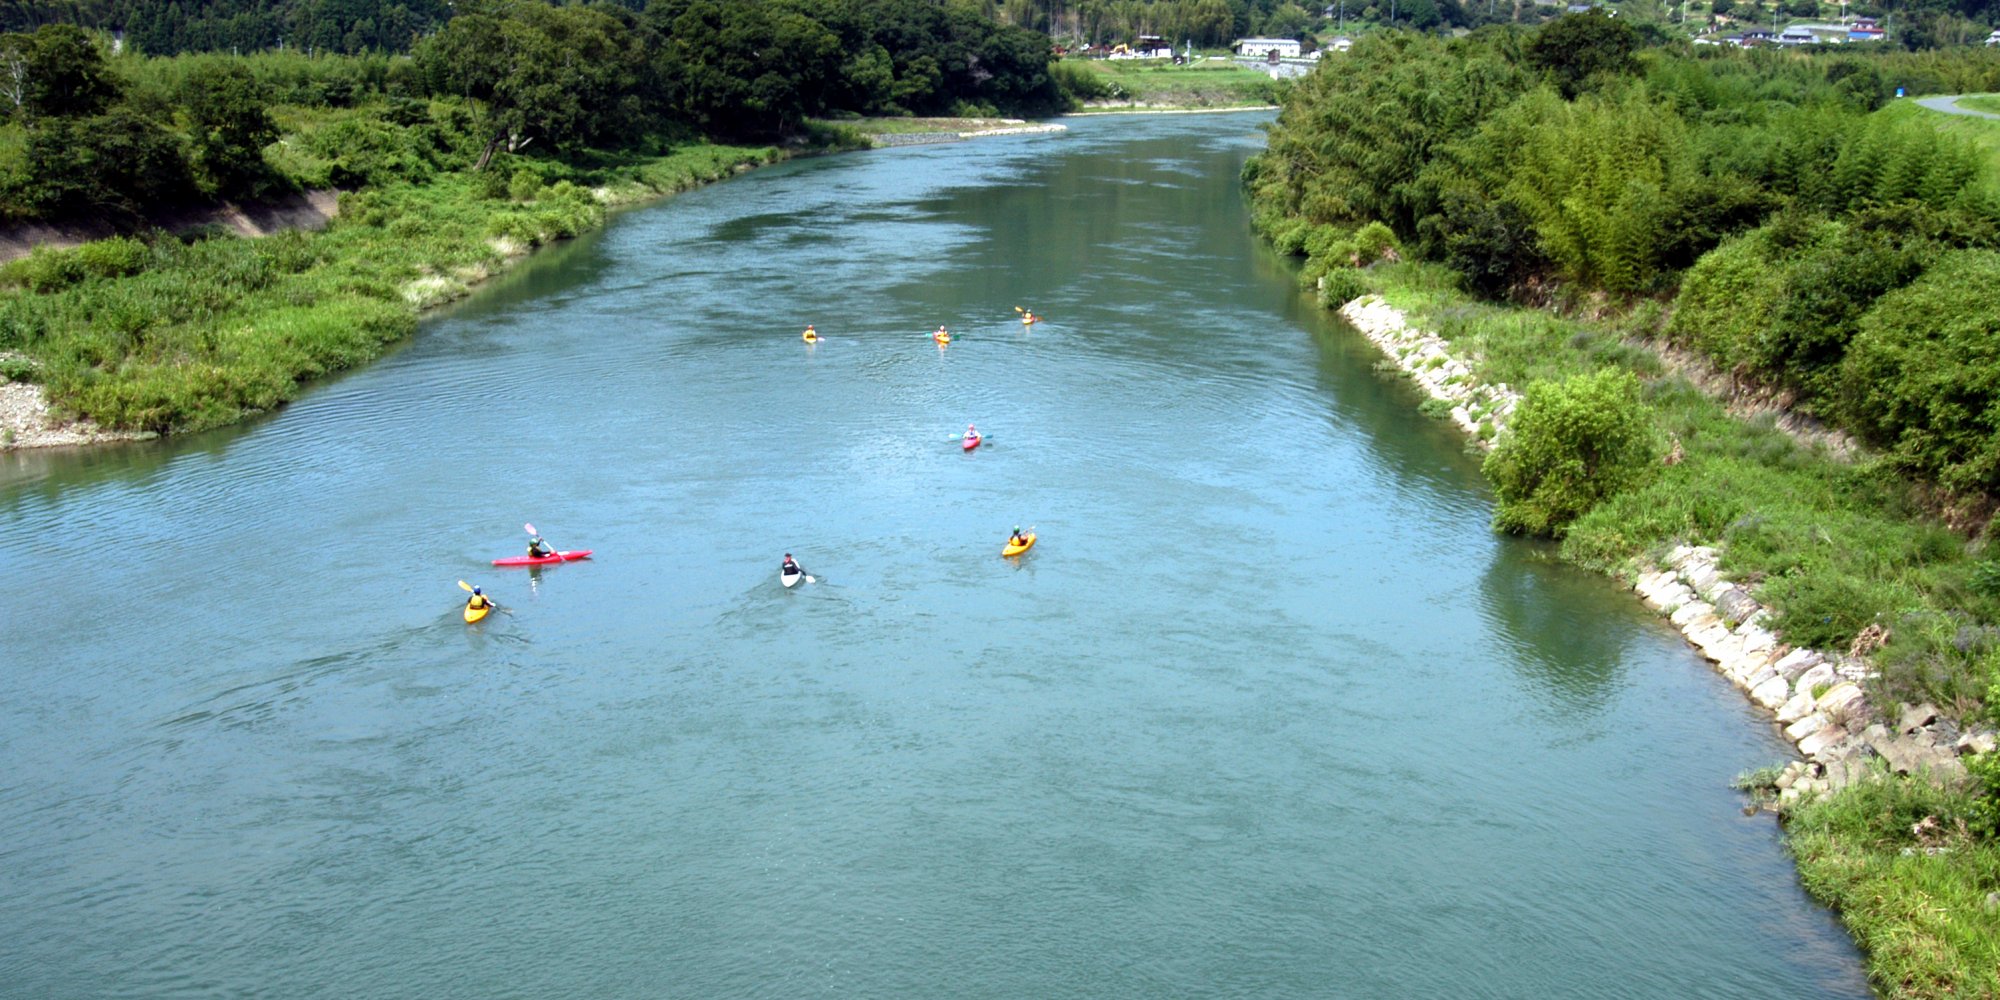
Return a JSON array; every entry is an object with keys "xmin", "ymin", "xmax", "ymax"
[
  {"xmin": 803, "ymin": 324, "xmax": 817, "ymax": 341},
  {"xmin": 1009, "ymin": 525, "xmax": 1027, "ymax": 546},
  {"xmin": 966, "ymin": 423, "xmax": 978, "ymax": 441},
  {"xmin": 934, "ymin": 325, "xmax": 950, "ymax": 341},
  {"xmin": 527, "ymin": 535, "xmax": 552, "ymax": 559},
  {"xmin": 466, "ymin": 586, "xmax": 494, "ymax": 611},
  {"xmin": 782, "ymin": 553, "xmax": 803, "ymax": 577}
]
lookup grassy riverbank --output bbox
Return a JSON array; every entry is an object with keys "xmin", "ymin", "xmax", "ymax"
[
  {"xmin": 1053, "ymin": 58, "xmax": 1286, "ymax": 110},
  {"xmin": 0, "ymin": 141, "xmax": 779, "ymax": 434},
  {"xmin": 1331, "ymin": 259, "xmax": 2000, "ymax": 998}
]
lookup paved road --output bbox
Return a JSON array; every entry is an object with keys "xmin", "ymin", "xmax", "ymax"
[{"xmin": 1916, "ymin": 94, "xmax": 2000, "ymax": 119}]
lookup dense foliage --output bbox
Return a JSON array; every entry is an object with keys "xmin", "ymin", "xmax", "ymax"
[
  {"xmin": 0, "ymin": 0, "xmax": 1066, "ymax": 223},
  {"xmin": 1251, "ymin": 22, "xmax": 2000, "ymax": 498},
  {"xmin": 1250, "ymin": 20, "xmax": 2000, "ymax": 729},
  {"xmin": 1483, "ymin": 369, "xmax": 1658, "ymax": 536}
]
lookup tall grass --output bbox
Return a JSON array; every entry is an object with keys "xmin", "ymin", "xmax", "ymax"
[
  {"xmin": 1784, "ymin": 773, "xmax": 2000, "ymax": 1000},
  {"xmin": 0, "ymin": 142, "xmax": 778, "ymax": 433}
]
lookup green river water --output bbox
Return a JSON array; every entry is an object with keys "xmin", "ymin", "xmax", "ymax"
[{"xmin": 0, "ymin": 112, "xmax": 1869, "ymax": 998}]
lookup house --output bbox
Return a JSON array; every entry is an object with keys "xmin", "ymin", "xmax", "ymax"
[
  {"xmin": 1776, "ymin": 26, "xmax": 1818, "ymax": 44},
  {"xmin": 1235, "ymin": 37, "xmax": 1302, "ymax": 59},
  {"xmin": 1848, "ymin": 18, "xmax": 1885, "ymax": 41},
  {"xmin": 1108, "ymin": 36, "xmax": 1175, "ymax": 58},
  {"xmin": 1327, "ymin": 36, "xmax": 1353, "ymax": 52}
]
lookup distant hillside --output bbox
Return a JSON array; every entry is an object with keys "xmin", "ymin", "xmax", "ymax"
[{"xmin": 0, "ymin": 0, "xmax": 451, "ymax": 55}]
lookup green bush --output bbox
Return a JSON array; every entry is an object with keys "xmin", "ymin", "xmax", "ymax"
[
  {"xmin": 1352, "ymin": 221, "xmax": 1399, "ymax": 265},
  {"xmin": 1971, "ymin": 750, "xmax": 2000, "ymax": 838},
  {"xmin": 508, "ymin": 169, "xmax": 544, "ymax": 203},
  {"xmin": 70, "ymin": 236, "xmax": 153, "ymax": 280},
  {"xmin": 1049, "ymin": 60, "xmax": 1112, "ymax": 103},
  {"xmin": 1838, "ymin": 250, "xmax": 2000, "ymax": 495},
  {"xmin": 1317, "ymin": 267, "xmax": 1369, "ymax": 308},
  {"xmin": 1483, "ymin": 368, "xmax": 1659, "ymax": 537}
]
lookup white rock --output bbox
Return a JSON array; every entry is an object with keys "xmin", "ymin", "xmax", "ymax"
[
  {"xmin": 1798, "ymin": 725, "xmax": 1849, "ymax": 758},
  {"xmin": 1751, "ymin": 674, "xmax": 1791, "ymax": 710},
  {"xmin": 1817, "ymin": 681, "xmax": 1867, "ymax": 719},
  {"xmin": 1687, "ymin": 621, "xmax": 1736, "ymax": 657},
  {"xmin": 1794, "ymin": 662, "xmax": 1836, "ymax": 699},
  {"xmin": 1785, "ymin": 713, "xmax": 1828, "ymax": 743},
  {"xmin": 1772, "ymin": 648, "xmax": 1820, "ymax": 680},
  {"xmin": 1671, "ymin": 602, "xmax": 1716, "ymax": 627},
  {"xmin": 1737, "ymin": 625, "xmax": 1778, "ymax": 655},
  {"xmin": 1776, "ymin": 691, "xmax": 1816, "ymax": 725}
]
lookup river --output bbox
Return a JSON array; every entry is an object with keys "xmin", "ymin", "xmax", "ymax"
[{"xmin": 0, "ymin": 112, "xmax": 1867, "ymax": 998}]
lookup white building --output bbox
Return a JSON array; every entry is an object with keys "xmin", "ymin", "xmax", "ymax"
[
  {"xmin": 1235, "ymin": 37, "xmax": 1302, "ymax": 58},
  {"xmin": 1987, "ymin": 28, "xmax": 2000, "ymax": 46}
]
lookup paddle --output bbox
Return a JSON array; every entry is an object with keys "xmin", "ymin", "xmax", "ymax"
[{"xmin": 524, "ymin": 522, "xmax": 558, "ymax": 562}]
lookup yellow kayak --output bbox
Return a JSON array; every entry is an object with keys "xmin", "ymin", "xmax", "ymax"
[
  {"xmin": 803, "ymin": 331, "xmax": 818, "ymax": 343},
  {"xmin": 1002, "ymin": 533, "xmax": 1036, "ymax": 557},
  {"xmin": 1021, "ymin": 314, "xmax": 1039, "ymax": 325},
  {"xmin": 464, "ymin": 599, "xmax": 492, "ymax": 623},
  {"xmin": 933, "ymin": 332, "xmax": 951, "ymax": 345}
]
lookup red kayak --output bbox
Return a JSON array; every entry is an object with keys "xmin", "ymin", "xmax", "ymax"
[
  {"xmin": 492, "ymin": 549, "xmax": 592, "ymax": 567},
  {"xmin": 962, "ymin": 434, "xmax": 981, "ymax": 451}
]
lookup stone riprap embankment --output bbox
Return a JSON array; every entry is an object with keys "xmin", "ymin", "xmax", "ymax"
[
  {"xmin": 1636, "ymin": 547, "xmax": 1993, "ymax": 804},
  {"xmin": 1337, "ymin": 294, "xmax": 1520, "ymax": 449},
  {"xmin": 1334, "ymin": 295, "xmax": 1997, "ymax": 804}
]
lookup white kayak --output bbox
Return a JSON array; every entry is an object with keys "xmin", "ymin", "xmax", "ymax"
[{"xmin": 782, "ymin": 569, "xmax": 803, "ymax": 588}]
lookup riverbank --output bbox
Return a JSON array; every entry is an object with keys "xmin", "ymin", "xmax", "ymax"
[
  {"xmin": 829, "ymin": 116, "xmax": 1067, "ymax": 147},
  {"xmin": 0, "ymin": 142, "xmax": 784, "ymax": 448},
  {"xmin": 1334, "ymin": 274, "xmax": 2000, "ymax": 998},
  {"xmin": 1057, "ymin": 57, "xmax": 1287, "ymax": 110}
]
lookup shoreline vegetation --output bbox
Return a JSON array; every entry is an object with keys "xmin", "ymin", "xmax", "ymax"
[
  {"xmin": 0, "ymin": 44, "xmax": 1283, "ymax": 450},
  {"xmin": 0, "ymin": 0, "xmax": 1086, "ymax": 449},
  {"xmin": 1246, "ymin": 17, "xmax": 2000, "ymax": 996}
]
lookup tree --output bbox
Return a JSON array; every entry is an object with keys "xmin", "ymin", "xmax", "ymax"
[
  {"xmin": 417, "ymin": 0, "xmax": 649, "ymax": 168},
  {"xmin": 19, "ymin": 109, "xmax": 193, "ymax": 221},
  {"xmin": 180, "ymin": 63, "xmax": 280, "ymax": 198},
  {"xmin": 11, "ymin": 22, "xmax": 118, "ymax": 119},
  {"xmin": 1483, "ymin": 369, "xmax": 1659, "ymax": 536},
  {"xmin": 1525, "ymin": 11, "xmax": 1638, "ymax": 99}
]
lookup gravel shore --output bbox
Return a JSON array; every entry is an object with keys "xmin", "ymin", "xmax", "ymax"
[{"xmin": 0, "ymin": 379, "xmax": 154, "ymax": 449}]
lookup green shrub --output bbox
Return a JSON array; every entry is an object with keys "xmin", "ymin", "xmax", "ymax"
[
  {"xmin": 1971, "ymin": 750, "xmax": 2000, "ymax": 837},
  {"xmin": 508, "ymin": 169, "xmax": 545, "ymax": 203},
  {"xmin": 1838, "ymin": 250, "xmax": 2000, "ymax": 494},
  {"xmin": 71, "ymin": 236, "xmax": 153, "ymax": 280},
  {"xmin": 1352, "ymin": 221, "xmax": 1399, "ymax": 265},
  {"xmin": 1483, "ymin": 368, "xmax": 1659, "ymax": 537},
  {"xmin": 1317, "ymin": 267, "xmax": 1368, "ymax": 308},
  {"xmin": 1049, "ymin": 60, "xmax": 1112, "ymax": 102}
]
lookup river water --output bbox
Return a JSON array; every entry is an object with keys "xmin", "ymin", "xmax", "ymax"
[{"xmin": 1, "ymin": 113, "xmax": 1867, "ymax": 998}]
